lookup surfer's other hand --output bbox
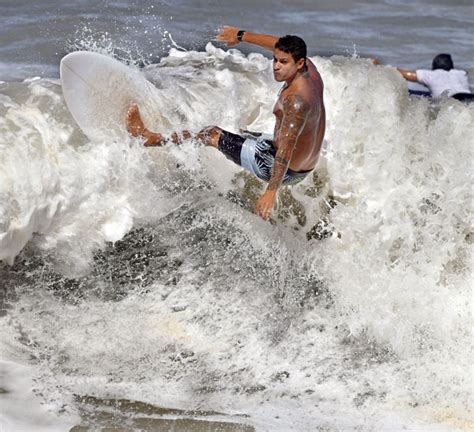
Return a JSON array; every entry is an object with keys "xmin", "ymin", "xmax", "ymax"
[
  {"xmin": 216, "ymin": 26, "xmax": 240, "ymax": 47},
  {"xmin": 255, "ymin": 190, "xmax": 277, "ymax": 221}
]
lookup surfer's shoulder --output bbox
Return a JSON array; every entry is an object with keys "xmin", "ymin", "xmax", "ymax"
[{"xmin": 281, "ymin": 92, "xmax": 310, "ymax": 114}]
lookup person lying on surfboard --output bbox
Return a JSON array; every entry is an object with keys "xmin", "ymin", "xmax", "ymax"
[
  {"xmin": 126, "ymin": 27, "xmax": 326, "ymax": 221},
  {"xmin": 373, "ymin": 53, "xmax": 471, "ymax": 99}
]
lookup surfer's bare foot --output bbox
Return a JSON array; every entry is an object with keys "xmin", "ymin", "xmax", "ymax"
[
  {"xmin": 126, "ymin": 103, "xmax": 145, "ymax": 136},
  {"xmin": 126, "ymin": 102, "xmax": 165, "ymax": 146}
]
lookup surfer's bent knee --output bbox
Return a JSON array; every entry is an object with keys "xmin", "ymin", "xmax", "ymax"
[{"xmin": 197, "ymin": 126, "xmax": 223, "ymax": 148}]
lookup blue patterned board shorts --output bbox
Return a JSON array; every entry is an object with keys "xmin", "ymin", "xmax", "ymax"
[{"xmin": 217, "ymin": 130, "xmax": 311, "ymax": 186}]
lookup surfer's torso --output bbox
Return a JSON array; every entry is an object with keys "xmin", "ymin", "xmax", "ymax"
[{"xmin": 273, "ymin": 59, "xmax": 325, "ymax": 172}]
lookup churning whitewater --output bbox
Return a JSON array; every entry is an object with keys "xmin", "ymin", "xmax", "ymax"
[{"xmin": 0, "ymin": 43, "xmax": 472, "ymax": 431}]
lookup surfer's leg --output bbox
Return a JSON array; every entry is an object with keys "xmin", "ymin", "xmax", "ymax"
[
  {"xmin": 160, "ymin": 127, "xmax": 222, "ymax": 146},
  {"xmin": 195, "ymin": 126, "xmax": 223, "ymax": 148},
  {"xmin": 126, "ymin": 103, "xmax": 166, "ymax": 146},
  {"xmin": 126, "ymin": 103, "xmax": 222, "ymax": 147}
]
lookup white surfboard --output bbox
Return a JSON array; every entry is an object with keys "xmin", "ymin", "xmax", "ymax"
[{"xmin": 60, "ymin": 51, "xmax": 170, "ymax": 140}]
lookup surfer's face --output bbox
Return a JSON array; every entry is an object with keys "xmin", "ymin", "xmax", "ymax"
[{"xmin": 273, "ymin": 49, "xmax": 305, "ymax": 82}]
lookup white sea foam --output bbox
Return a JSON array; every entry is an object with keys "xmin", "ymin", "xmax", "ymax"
[
  {"xmin": 0, "ymin": 45, "xmax": 472, "ymax": 431},
  {"xmin": 0, "ymin": 360, "xmax": 79, "ymax": 432}
]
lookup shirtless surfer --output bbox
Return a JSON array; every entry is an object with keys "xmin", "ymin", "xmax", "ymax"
[{"xmin": 126, "ymin": 27, "xmax": 326, "ymax": 220}]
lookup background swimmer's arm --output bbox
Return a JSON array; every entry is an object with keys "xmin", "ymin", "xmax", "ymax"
[
  {"xmin": 216, "ymin": 26, "xmax": 278, "ymax": 51},
  {"xmin": 255, "ymin": 95, "xmax": 309, "ymax": 220},
  {"xmin": 397, "ymin": 68, "xmax": 418, "ymax": 82},
  {"xmin": 371, "ymin": 58, "xmax": 418, "ymax": 82}
]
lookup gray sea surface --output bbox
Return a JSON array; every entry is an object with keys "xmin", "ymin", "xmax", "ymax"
[{"xmin": 1, "ymin": 0, "xmax": 473, "ymax": 81}]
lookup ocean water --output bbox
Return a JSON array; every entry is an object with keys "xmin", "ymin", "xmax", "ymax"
[{"xmin": 1, "ymin": 1, "xmax": 473, "ymax": 431}]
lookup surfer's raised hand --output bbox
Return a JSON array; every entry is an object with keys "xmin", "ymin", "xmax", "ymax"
[{"xmin": 216, "ymin": 26, "xmax": 241, "ymax": 47}]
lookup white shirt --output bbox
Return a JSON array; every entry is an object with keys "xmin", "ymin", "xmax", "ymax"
[{"xmin": 416, "ymin": 69, "xmax": 470, "ymax": 98}]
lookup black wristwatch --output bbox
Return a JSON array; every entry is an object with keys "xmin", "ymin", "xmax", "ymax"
[{"xmin": 237, "ymin": 30, "xmax": 246, "ymax": 42}]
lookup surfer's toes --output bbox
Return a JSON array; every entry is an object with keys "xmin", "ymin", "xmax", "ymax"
[{"xmin": 126, "ymin": 103, "xmax": 145, "ymax": 137}]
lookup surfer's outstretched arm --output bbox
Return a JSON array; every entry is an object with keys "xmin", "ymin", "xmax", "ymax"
[{"xmin": 216, "ymin": 26, "xmax": 278, "ymax": 52}]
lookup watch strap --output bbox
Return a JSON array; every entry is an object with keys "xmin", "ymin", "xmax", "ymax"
[{"xmin": 237, "ymin": 30, "xmax": 246, "ymax": 42}]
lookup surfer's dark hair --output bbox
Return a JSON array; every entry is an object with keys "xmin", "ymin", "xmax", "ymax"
[
  {"xmin": 275, "ymin": 35, "xmax": 307, "ymax": 64},
  {"xmin": 432, "ymin": 54, "xmax": 453, "ymax": 71}
]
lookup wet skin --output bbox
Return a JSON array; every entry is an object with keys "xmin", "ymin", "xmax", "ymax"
[
  {"xmin": 271, "ymin": 49, "xmax": 325, "ymax": 173},
  {"xmin": 127, "ymin": 27, "xmax": 326, "ymax": 220},
  {"xmin": 254, "ymin": 48, "xmax": 325, "ymax": 219}
]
